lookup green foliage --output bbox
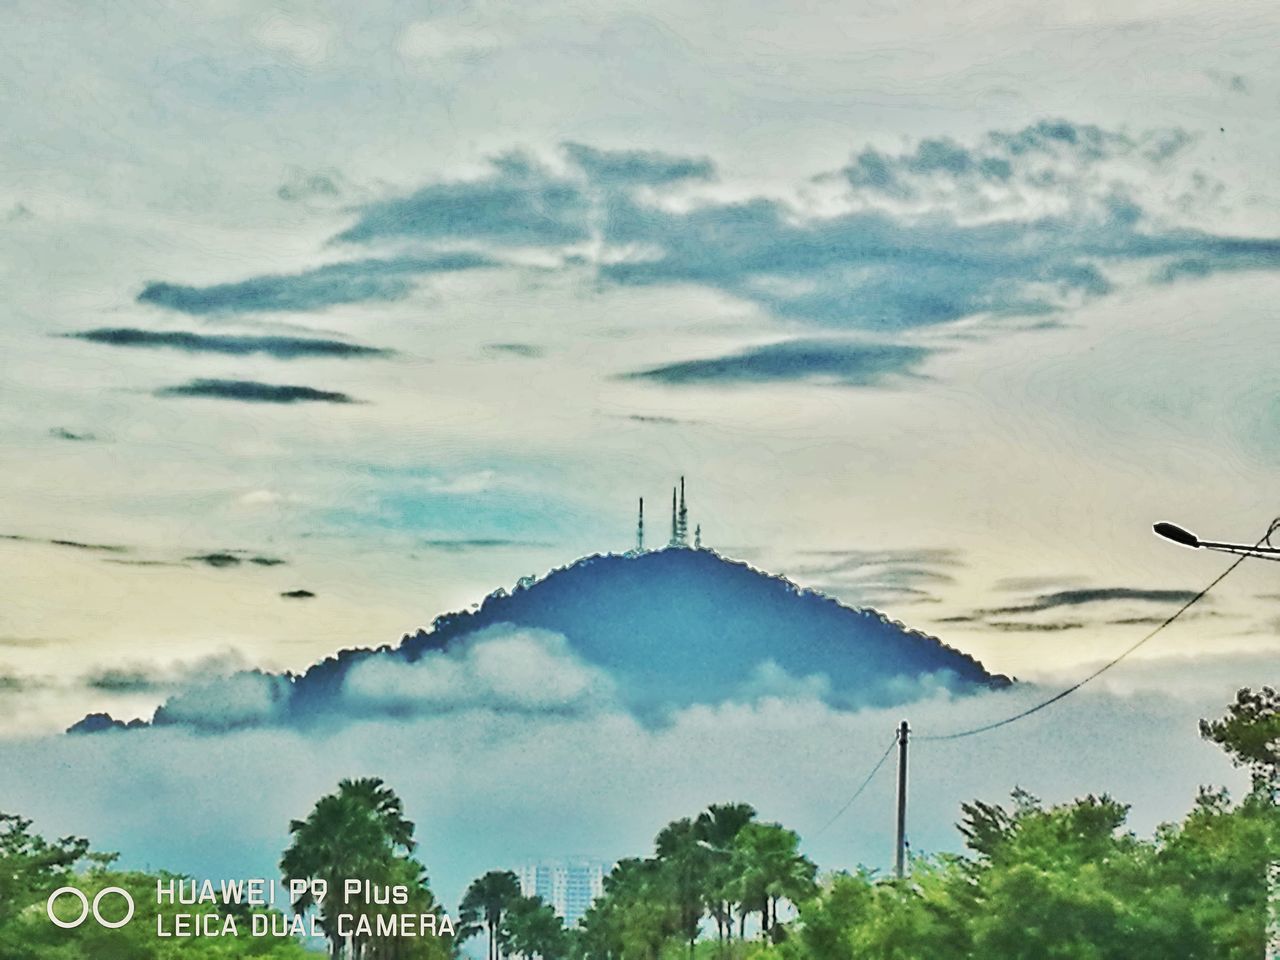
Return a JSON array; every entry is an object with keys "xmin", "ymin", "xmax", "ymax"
[
  {"xmin": 0, "ymin": 854, "xmax": 307, "ymax": 960},
  {"xmin": 280, "ymin": 777, "xmax": 446, "ymax": 960},
  {"xmin": 569, "ymin": 804, "xmax": 816, "ymax": 960},
  {"xmin": 0, "ymin": 813, "xmax": 91, "ymax": 927},
  {"xmin": 1200, "ymin": 686, "xmax": 1280, "ymax": 794},
  {"xmin": 571, "ymin": 690, "xmax": 1280, "ymax": 960},
  {"xmin": 1, "ymin": 776, "xmax": 446, "ymax": 960},
  {"xmin": 782, "ymin": 785, "xmax": 1279, "ymax": 960},
  {"xmin": 505, "ymin": 894, "xmax": 569, "ymax": 960},
  {"xmin": 459, "ymin": 870, "xmax": 524, "ymax": 960}
]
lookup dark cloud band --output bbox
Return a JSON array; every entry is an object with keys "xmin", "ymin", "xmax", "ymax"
[
  {"xmin": 984, "ymin": 587, "xmax": 1202, "ymax": 616},
  {"xmin": 155, "ymin": 379, "xmax": 356, "ymax": 404},
  {"xmin": 68, "ymin": 328, "xmax": 393, "ymax": 360},
  {"xmin": 625, "ymin": 340, "xmax": 932, "ymax": 387},
  {"xmin": 138, "ymin": 254, "xmax": 491, "ymax": 315}
]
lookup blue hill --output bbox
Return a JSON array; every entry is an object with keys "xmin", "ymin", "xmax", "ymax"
[
  {"xmin": 71, "ymin": 547, "xmax": 1009, "ymax": 733},
  {"xmin": 285, "ymin": 547, "xmax": 1009, "ymax": 723}
]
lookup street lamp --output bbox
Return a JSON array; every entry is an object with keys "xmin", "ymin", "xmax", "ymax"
[{"xmin": 1153, "ymin": 521, "xmax": 1280, "ymax": 561}]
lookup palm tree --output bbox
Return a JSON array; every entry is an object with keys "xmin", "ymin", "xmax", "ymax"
[
  {"xmin": 654, "ymin": 818, "xmax": 711, "ymax": 960},
  {"xmin": 728, "ymin": 822, "xmax": 816, "ymax": 941},
  {"xmin": 694, "ymin": 803, "xmax": 756, "ymax": 944},
  {"xmin": 280, "ymin": 777, "xmax": 417, "ymax": 960},
  {"xmin": 503, "ymin": 894, "xmax": 568, "ymax": 960},
  {"xmin": 459, "ymin": 870, "xmax": 523, "ymax": 960}
]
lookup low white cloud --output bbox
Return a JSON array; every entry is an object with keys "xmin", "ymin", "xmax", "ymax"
[
  {"xmin": 344, "ymin": 626, "xmax": 615, "ymax": 716},
  {"xmin": 396, "ymin": 21, "xmax": 500, "ymax": 62},
  {"xmin": 0, "ymin": 650, "xmax": 1262, "ymax": 914},
  {"xmin": 158, "ymin": 671, "xmax": 291, "ymax": 730},
  {"xmin": 254, "ymin": 13, "xmax": 336, "ymax": 66},
  {"xmin": 737, "ymin": 660, "xmax": 831, "ymax": 702}
]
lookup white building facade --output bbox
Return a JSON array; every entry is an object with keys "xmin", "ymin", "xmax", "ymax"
[{"xmin": 516, "ymin": 859, "xmax": 609, "ymax": 928}]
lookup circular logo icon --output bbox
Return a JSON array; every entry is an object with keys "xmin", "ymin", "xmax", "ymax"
[{"xmin": 46, "ymin": 886, "xmax": 134, "ymax": 929}]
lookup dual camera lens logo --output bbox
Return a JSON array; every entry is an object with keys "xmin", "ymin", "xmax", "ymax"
[{"xmin": 46, "ymin": 886, "xmax": 135, "ymax": 929}]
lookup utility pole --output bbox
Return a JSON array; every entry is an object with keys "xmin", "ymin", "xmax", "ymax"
[{"xmin": 894, "ymin": 720, "xmax": 909, "ymax": 879}]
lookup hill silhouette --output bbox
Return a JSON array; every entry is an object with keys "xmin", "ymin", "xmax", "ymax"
[
  {"xmin": 287, "ymin": 548, "xmax": 1009, "ymax": 722},
  {"xmin": 72, "ymin": 547, "xmax": 1009, "ymax": 733}
]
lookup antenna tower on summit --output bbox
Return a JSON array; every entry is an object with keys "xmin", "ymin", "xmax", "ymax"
[
  {"xmin": 639, "ymin": 478, "xmax": 698, "ymax": 551},
  {"xmin": 677, "ymin": 477, "xmax": 688, "ymax": 545}
]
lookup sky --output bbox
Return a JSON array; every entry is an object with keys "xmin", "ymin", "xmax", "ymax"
[{"xmin": 0, "ymin": 0, "xmax": 1277, "ymax": 905}]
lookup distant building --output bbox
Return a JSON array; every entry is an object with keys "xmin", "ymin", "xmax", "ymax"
[{"xmin": 516, "ymin": 859, "xmax": 608, "ymax": 927}]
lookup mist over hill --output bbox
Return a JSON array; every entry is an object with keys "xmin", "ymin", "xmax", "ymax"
[{"xmin": 73, "ymin": 548, "xmax": 1009, "ymax": 733}]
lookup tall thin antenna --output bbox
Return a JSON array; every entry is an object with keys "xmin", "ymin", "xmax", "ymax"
[
  {"xmin": 637, "ymin": 497, "xmax": 645, "ymax": 552},
  {"xmin": 677, "ymin": 476, "xmax": 688, "ymax": 545}
]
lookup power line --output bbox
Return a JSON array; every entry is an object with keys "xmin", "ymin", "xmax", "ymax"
[
  {"xmin": 918, "ymin": 520, "xmax": 1276, "ymax": 743},
  {"xmin": 813, "ymin": 734, "xmax": 898, "ymax": 836}
]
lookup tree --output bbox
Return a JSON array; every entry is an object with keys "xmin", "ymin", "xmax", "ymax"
[
  {"xmin": 504, "ymin": 895, "xmax": 568, "ymax": 960},
  {"xmin": 654, "ymin": 817, "xmax": 712, "ymax": 960},
  {"xmin": 694, "ymin": 803, "xmax": 756, "ymax": 944},
  {"xmin": 280, "ymin": 778, "xmax": 418, "ymax": 960},
  {"xmin": 366, "ymin": 856, "xmax": 453, "ymax": 960},
  {"xmin": 1200, "ymin": 686, "xmax": 1280, "ymax": 796},
  {"xmin": 0, "ymin": 813, "xmax": 308, "ymax": 960},
  {"xmin": 729, "ymin": 823, "xmax": 816, "ymax": 941},
  {"xmin": 576, "ymin": 858, "xmax": 679, "ymax": 960},
  {"xmin": 459, "ymin": 870, "xmax": 523, "ymax": 960},
  {"xmin": 0, "ymin": 813, "xmax": 90, "ymax": 923}
]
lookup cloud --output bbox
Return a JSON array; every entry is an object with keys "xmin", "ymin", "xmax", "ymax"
[
  {"xmin": 563, "ymin": 142, "xmax": 715, "ymax": 186},
  {"xmin": 2, "ymin": 652, "xmax": 1262, "ymax": 915},
  {"xmin": 396, "ymin": 21, "xmax": 500, "ymax": 61},
  {"xmin": 983, "ymin": 587, "xmax": 1202, "ymax": 616},
  {"xmin": 67, "ymin": 328, "xmax": 393, "ymax": 360},
  {"xmin": 154, "ymin": 671, "xmax": 292, "ymax": 731},
  {"xmin": 620, "ymin": 414, "xmax": 697, "ymax": 426},
  {"xmin": 137, "ymin": 255, "xmax": 491, "ymax": 315},
  {"xmin": 0, "ymin": 534, "xmax": 126, "ymax": 553},
  {"xmin": 787, "ymin": 547, "xmax": 960, "ymax": 609},
  {"xmin": 625, "ymin": 340, "xmax": 932, "ymax": 387},
  {"xmin": 419, "ymin": 538, "xmax": 548, "ymax": 552},
  {"xmin": 984, "ymin": 620, "xmax": 1085, "ymax": 632},
  {"xmin": 0, "ymin": 636, "xmax": 59, "ymax": 649},
  {"xmin": 1205, "ymin": 70, "xmax": 1249, "ymax": 95},
  {"xmin": 277, "ymin": 169, "xmax": 346, "ymax": 204},
  {"xmin": 253, "ymin": 13, "xmax": 335, "ymax": 67},
  {"xmin": 185, "ymin": 552, "xmax": 286, "ymax": 569},
  {"xmin": 155, "ymin": 379, "xmax": 356, "ymax": 404},
  {"xmin": 840, "ymin": 121, "xmax": 1185, "ymax": 202},
  {"xmin": 76, "ymin": 652, "xmax": 257, "ymax": 704},
  {"xmin": 103, "ymin": 559, "xmax": 184, "ymax": 568},
  {"xmin": 484, "ymin": 343, "xmax": 544, "ymax": 359},
  {"xmin": 592, "ymin": 121, "xmax": 1278, "ymax": 330},
  {"xmin": 334, "ymin": 152, "xmax": 592, "ymax": 247},
  {"xmin": 49, "ymin": 427, "xmax": 97, "ymax": 442},
  {"xmin": 133, "ymin": 122, "xmax": 1280, "ymax": 375},
  {"xmin": 598, "ymin": 196, "xmax": 1112, "ymax": 328},
  {"xmin": 85, "ymin": 668, "xmax": 163, "ymax": 693},
  {"xmin": 737, "ymin": 660, "xmax": 832, "ymax": 702},
  {"xmin": 342, "ymin": 627, "xmax": 615, "ymax": 719}
]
